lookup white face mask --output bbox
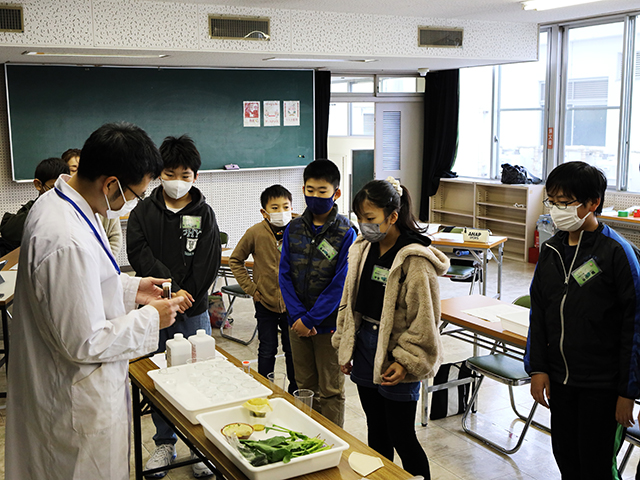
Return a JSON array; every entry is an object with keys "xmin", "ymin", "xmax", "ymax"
[
  {"xmin": 550, "ymin": 204, "xmax": 590, "ymax": 232},
  {"xmin": 105, "ymin": 180, "xmax": 138, "ymax": 220},
  {"xmin": 162, "ymin": 179, "xmax": 193, "ymax": 200},
  {"xmin": 268, "ymin": 211, "xmax": 292, "ymax": 228}
]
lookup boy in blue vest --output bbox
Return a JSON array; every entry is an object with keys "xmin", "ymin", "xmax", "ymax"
[
  {"xmin": 279, "ymin": 159, "xmax": 356, "ymax": 427},
  {"xmin": 525, "ymin": 161, "xmax": 640, "ymax": 480}
]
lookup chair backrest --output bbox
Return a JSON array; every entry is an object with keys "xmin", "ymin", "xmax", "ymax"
[
  {"xmin": 513, "ymin": 295, "xmax": 531, "ymax": 309},
  {"xmin": 220, "ymin": 231, "xmax": 229, "ymax": 247}
]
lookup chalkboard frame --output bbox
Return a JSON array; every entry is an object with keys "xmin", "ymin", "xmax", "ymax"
[{"xmin": 5, "ymin": 64, "xmax": 315, "ymax": 182}]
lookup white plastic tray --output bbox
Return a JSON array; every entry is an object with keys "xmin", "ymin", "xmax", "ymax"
[
  {"xmin": 148, "ymin": 357, "xmax": 272, "ymax": 424},
  {"xmin": 197, "ymin": 398, "xmax": 349, "ymax": 480},
  {"xmin": 498, "ymin": 309, "xmax": 530, "ymax": 337}
]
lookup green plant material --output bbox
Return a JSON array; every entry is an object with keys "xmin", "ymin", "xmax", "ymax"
[{"xmin": 237, "ymin": 425, "xmax": 331, "ymax": 467}]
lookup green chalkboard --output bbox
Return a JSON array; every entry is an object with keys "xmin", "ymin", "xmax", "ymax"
[{"xmin": 5, "ymin": 65, "xmax": 314, "ymax": 181}]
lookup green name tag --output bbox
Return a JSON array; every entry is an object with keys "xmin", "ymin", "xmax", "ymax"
[
  {"xmin": 317, "ymin": 238, "xmax": 338, "ymax": 261},
  {"xmin": 571, "ymin": 258, "xmax": 601, "ymax": 286},
  {"xmin": 371, "ymin": 265, "xmax": 390, "ymax": 285},
  {"xmin": 181, "ymin": 215, "xmax": 201, "ymax": 229}
]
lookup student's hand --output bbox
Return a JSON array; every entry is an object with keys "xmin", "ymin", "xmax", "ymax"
[
  {"xmin": 530, "ymin": 373, "xmax": 551, "ymax": 408},
  {"xmin": 340, "ymin": 362, "xmax": 352, "ymax": 375},
  {"xmin": 381, "ymin": 362, "xmax": 407, "ymax": 386},
  {"xmin": 149, "ymin": 297, "xmax": 182, "ymax": 329},
  {"xmin": 253, "ymin": 290, "xmax": 262, "ymax": 303},
  {"xmin": 136, "ymin": 277, "xmax": 169, "ymax": 305},
  {"xmin": 617, "ymin": 396, "xmax": 635, "ymax": 428},
  {"xmin": 292, "ymin": 319, "xmax": 316, "ymax": 337},
  {"xmin": 174, "ymin": 289, "xmax": 194, "ymax": 313}
]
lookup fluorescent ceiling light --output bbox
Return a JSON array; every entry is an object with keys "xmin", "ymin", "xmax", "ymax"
[
  {"xmin": 22, "ymin": 51, "xmax": 169, "ymax": 58},
  {"xmin": 263, "ymin": 57, "xmax": 377, "ymax": 63},
  {"xmin": 521, "ymin": 0, "xmax": 607, "ymax": 10}
]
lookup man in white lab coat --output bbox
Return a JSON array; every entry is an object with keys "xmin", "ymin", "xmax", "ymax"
[{"xmin": 5, "ymin": 122, "xmax": 184, "ymax": 480}]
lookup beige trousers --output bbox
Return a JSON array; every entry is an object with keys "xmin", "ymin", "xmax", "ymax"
[{"xmin": 288, "ymin": 329, "xmax": 345, "ymax": 427}]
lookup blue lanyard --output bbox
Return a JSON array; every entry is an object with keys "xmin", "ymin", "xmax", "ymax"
[{"xmin": 55, "ymin": 187, "xmax": 121, "ymax": 275}]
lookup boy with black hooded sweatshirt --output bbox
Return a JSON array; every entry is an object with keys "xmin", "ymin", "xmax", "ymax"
[{"xmin": 126, "ymin": 134, "xmax": 221, "ymax": 478}]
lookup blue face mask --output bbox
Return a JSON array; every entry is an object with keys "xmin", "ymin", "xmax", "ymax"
[{"xmin": 305, "ymin": 194, "xmax": 335, "ymax": 215}]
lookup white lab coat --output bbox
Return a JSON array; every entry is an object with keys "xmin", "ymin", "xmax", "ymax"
[{"xmin": 5, "ymin": 175, "xmax": 160, "ymax": 480}]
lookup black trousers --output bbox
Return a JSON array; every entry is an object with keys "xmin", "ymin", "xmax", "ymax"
[
  {"xmin": 357, "ymin": 385, "xmax": 430, "ymax": 479},
  {"xmin": 549, "ymin": 381, "xmax": 624, "ymax": 480}
]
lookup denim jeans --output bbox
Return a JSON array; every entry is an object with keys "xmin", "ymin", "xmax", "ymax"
[
  {"xmin": 254, "ymin": 301, "xmax": 298, "ymax": 394},
  {"xmin": 152, "ymin": 310, "xmax": 211, "ymax": 445}
]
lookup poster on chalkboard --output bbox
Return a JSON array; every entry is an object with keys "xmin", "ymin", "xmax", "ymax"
[
  {"xmin": 263, "ymin": 101, "xmax": 280, "ymax": 127},
  {"xmin": 243, "ymin": 101, "xmax": 260, "ymax": 127},
  {"xmin": 284, "ymin": 101, "xmax": 300, "ymax": 126}
]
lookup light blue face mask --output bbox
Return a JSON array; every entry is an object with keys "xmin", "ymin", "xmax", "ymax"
[{"xmin": 358, "ymin": 219, "xmax": 388, "ymax": 243}]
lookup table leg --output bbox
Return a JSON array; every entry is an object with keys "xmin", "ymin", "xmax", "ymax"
[
  {"xmin": 132, "ymin": 383, "xmax": 143, "ymax": 480},
  {"xmin": 497, "ymin": 243, "xmax": 503, "ymax": 300},
  {"xmin": 481, "ymin": 249, "xmax": 488, "ymax": 296}
]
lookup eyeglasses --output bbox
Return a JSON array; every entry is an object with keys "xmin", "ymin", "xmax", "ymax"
[
  {"xmin": 125, "ymin": 185, "xmax": 146, "ymax": 202},
  {"xmin": 543, "ymin": 198, "xmax": 579, "ymax": 210}
]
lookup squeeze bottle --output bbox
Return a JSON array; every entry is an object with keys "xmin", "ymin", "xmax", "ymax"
[
  {"xmin": 188, "ymin": 329, "xmax": 216, "ymax": 361},
  {"xmin": 166, "ymin": 333, "xmax": 191, "ymax": 367}
]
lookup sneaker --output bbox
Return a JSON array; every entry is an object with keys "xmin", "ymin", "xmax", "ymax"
[
  {"xmin": 191, "ymin": 452, "xmax": 214, "ymax": 478},
  {"xmin": 145, "ymin": 444, "xmax": 176, "ymax": 478}
]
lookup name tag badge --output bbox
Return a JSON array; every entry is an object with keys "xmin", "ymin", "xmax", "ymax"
[
  {"xmin": 371, "ymin": 265, "xmax": 390, "ymax": 285},
  {"xmin": 317, "ymin": 238, "xmax": 338, "ymax": 261},
  {"xmin": 571, "ymin": 258, "xmax": 602, "ymax": 287}
]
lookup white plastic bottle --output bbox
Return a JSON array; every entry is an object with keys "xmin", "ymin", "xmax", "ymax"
[
  {"xmin": 188, "ymin": 329, "xmax": 216, "ymax": 361},
  {"xmin": 166, "ymin": 333, "xmax": 191, "ymax": 367}
]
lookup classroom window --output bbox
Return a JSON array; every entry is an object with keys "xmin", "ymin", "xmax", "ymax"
[
  {"xmin": 625, "ymin": 17, "xmax": 640, "ymax": 192},
  {"xmin": 378, "ymin": 77, "xmax": 426, "ymax": 93},
  {"xmin": 328, "ymin": 102, "xmax": 374, "ymax": 137},
  {"xmin": 455, "ymin": 66, "xmax": 494, "ymax": 178},
  {"xmin": 562, "ymin": 22, "xmax": 624, "ymax": 186},
  {"xmin": 330, "ymin": 76, "xmax": 375, "ymax": 94},
  {"xmin": 495, "ymin": 30, "xmax": 548, "ymax": 179}
]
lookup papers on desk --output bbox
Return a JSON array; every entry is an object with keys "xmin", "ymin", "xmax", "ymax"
[
  {"xmin": 462, "ymin": 304, "xmax": 528, "ymax": 323},
  {"xmin": 0, "ymin": 271, "xmax": 17, "ymax": 299},
  {"xmin": 9, "ymin": 263, "xmax": 17, "ymax": 270}
]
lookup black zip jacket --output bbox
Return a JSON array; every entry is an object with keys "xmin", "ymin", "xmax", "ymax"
[
  {"xmin": 126, "ymin": 185, "xmax": 221, "ymax": 318},
  {"xmin": 524, "ymin": 223, "xmax": 640, "ymax": 398}
]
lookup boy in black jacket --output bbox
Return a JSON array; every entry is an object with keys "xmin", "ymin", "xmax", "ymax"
[
  {"xmin": 127, "ymin": 135, "xmax": 220, "ymax": 479},
  {"xmin": 524, "ymin": 161, "xmax": 640, "ymax": 480}
]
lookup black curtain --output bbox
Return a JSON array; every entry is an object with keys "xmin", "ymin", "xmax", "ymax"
[
  {"xmin": 314, "ymin": 70, "xmax": 331, "ymax": 159},
  {"xmin": 419, "ymin": 69, "xmax": 460, "ymax": 221}
]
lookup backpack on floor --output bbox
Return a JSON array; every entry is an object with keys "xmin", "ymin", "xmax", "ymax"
[
  {"xmin": 208, "ymin": 291, "xmax": 229, "ymax": 329},
  {"xmin": 429, "ymin": 361, "xmax": 473, "ymax": 420}
]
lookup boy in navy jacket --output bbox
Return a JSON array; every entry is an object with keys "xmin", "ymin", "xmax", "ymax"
[
  {"xmin": 525, "ymin": 161, "xmax": 640, "ymax": 480},
  {"xmin": 279, "ymin": 159, "xmax": 356, "ymax": 427}
]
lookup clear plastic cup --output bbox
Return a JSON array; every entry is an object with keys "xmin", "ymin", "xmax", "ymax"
[{"xmin": 293, "ymin": 389, "xmax": 314, "ymax": 414}]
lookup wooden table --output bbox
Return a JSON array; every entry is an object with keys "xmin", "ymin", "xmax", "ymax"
[
  {"xmin": 0, "ymin": 247, "xmax": 19, "ymax": 381},
  {"xmin": 430, "ymin": 233, "xmax": 508, "ymax": 299},
  {"xmin": 129, "ymin": 346, "xmax": 413, "ymax": 480}
]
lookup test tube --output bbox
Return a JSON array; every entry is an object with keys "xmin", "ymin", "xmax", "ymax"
[{"xmin": 162, "ymin": 282, "xmax": 172, "ymax": 299}]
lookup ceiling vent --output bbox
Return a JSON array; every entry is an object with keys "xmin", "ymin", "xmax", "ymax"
[
  {"xmin": 0, "ymin": 5, "xmax": 23, "ymax": 33},
  {"xmin": 209, "ymin": 15, "xmax": 270, "ymax": 41},
  {"xmin": 418, "ymin": 27, "xmax": 463, "ymax": 48}
]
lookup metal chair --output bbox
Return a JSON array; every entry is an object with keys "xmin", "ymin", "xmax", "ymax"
[
  {"xmin": 219, "ymin": 283, "xmax": 257, "ymax": 345},
  {"xmin": 618, "ymin": 422, "xmax": 640, "ymax": 475},
  {"xmin": 461, "ymin": 294, "xmax": 549, "ymax": 454}
]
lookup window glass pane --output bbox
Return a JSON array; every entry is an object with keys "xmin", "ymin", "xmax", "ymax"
[
  {"xmin": 350, "ymin": 102, "xmax": 374, "ymax": 136},
  {"xmin": 456, "ymin": 66, "xmax": 493, "ymax": 178},
  {"xmin": 495, "ymin": 31, "xmax": 548, "ymax": 178},
  {"xmin": 626, "ymin": 16, "xmax": 640, "ymax": 192},
  {"xmin": 330, "ymin": 76, "xmax": 374, "ymax": 93},
  {"xmin": 563, "ymin": 22, "xmax": 624, "ymax": 186},
  {"xmin": 378, "ymin": 77, "xmax": 425, "ymax": 93},
  {"xmin": 328, "ymin": 102, "xmax": 348, "ymax": 136}
]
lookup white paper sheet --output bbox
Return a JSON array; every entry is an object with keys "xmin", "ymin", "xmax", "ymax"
[{"xmin": 462, "ymin": 304, "xmax": 528, "ymax": 323}]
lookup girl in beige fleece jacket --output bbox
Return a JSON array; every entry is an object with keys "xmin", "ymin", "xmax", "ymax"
[{"xmin": 332, "ymin": 178, "xmax": 449, "ymax": 479}]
